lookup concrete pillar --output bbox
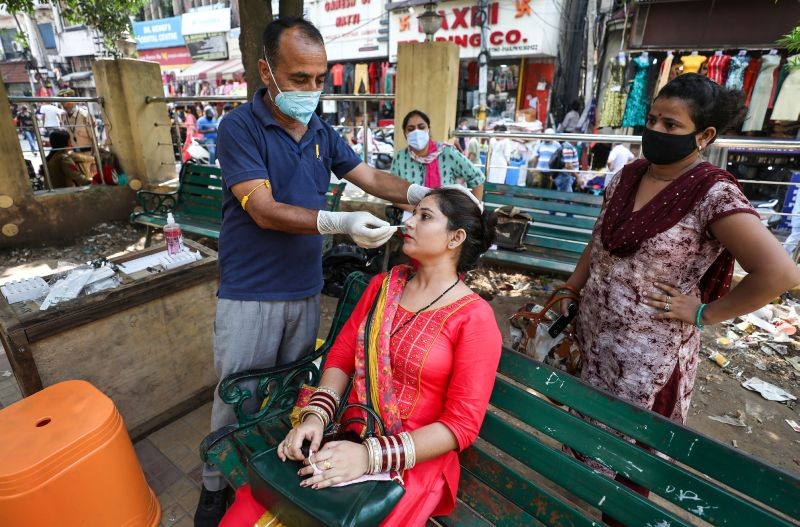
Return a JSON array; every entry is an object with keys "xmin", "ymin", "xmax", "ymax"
[
  {"xmin": 394, "ymin": 41, "xmax": 460, "ymax": 151},
  {"xmin": 0, "ymin": 72, "xmax": 33, "ymax": 239},
  {"xmin": 93, "ymin": 59, "xmax": 175, "ymax": 188},
  {"xmin": 0, "ymin": 69, "xmax": 136, "ymax": 247}
]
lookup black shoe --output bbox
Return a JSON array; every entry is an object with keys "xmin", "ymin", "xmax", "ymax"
[{"xmin": 194, "ymin": 485, "xmax": 231, "ymax": 527}]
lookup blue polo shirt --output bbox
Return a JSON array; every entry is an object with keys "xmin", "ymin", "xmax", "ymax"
[{"xmin": 216, "ymin": 88, "xmax": 362, "ymax": 301}]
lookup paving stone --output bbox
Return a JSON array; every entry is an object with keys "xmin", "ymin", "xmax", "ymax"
[{"xmin": 135, "ymin": 439, "xmax": 183, "ymax": 495}]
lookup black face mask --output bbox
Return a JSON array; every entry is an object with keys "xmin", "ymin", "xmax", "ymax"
[{"xmin": 641, "ymin": 127, "xmax": 699, "ymax": 165}]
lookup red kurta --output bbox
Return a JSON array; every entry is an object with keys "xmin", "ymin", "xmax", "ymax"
[{"xmin": 325, "ymin": 274, "xmax": 502, "ymax": 526}]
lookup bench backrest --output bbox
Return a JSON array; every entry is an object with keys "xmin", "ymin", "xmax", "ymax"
[
  {"xmin": 483, "ymin": 183, "xmax": 602, "ymax": 247},
  {"xmin": 459, "ymin": 349, "xmax": 799, "ymax": 526},
  {"xmin": 176, "ymin": 164, "xmax": 224, "ymax": 220}
]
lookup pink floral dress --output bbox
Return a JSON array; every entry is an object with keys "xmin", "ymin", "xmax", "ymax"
[{"xmin": 575, "ymin": 172, "xmax": 755, "ymax": 423}]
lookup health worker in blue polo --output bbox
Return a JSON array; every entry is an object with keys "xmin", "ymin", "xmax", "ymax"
[{"xmin": 195, "ymin": 17, "xmax": 430, "ymax": 525}]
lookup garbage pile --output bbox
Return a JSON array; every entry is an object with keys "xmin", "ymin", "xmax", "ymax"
[{"xmin": 703, "ymin": 299, "xmax": 799, "ymax": 415}]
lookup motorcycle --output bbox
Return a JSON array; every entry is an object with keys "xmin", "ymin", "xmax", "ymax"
[
  {"xmin": 184, "ymin": 138, "xmax": 211, "ymax": 165},
  {"xmin": 754, "ymin": 198, "xmax": 783, "ymax": 231}
]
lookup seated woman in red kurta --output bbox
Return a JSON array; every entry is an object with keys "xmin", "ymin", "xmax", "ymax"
[{"xmin": 277, "ymin": 186, "xmax": 502, "ymax": 526}]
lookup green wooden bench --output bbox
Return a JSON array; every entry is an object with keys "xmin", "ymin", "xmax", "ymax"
[
  {"xmin": 130, "ymin": 163, "xmax": 347, "ymax": 246},
  {"xmin": 200, "ymin": 272, "xmax": 800, "ymax": 526},
  {"xmin": 482, "ymin": 183, "xmax": 602, "ymax": 275}
]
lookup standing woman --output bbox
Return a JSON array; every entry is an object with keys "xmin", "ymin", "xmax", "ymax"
[
  {"xmin": 391, "ymin": 110, "xmax": 485, "ymax": 218},
  {"xmin": 561, "ymin": 73, "xmax": 800, "ymax": 514}
]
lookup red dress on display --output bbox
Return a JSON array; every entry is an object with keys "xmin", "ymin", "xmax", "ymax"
[{"xmin": 324, "ymin": 272, "xmax": 502, "ymax": 527}]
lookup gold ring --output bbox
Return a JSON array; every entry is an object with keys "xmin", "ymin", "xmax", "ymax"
[
  {"xmin": 323, "ymin": 460, "xmax": 332, "ymax": 470},
  {"xmin": 665, "ymin": 295, "xmax": 671, "ymax": 303}
]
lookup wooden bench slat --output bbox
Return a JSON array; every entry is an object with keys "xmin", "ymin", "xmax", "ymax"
[
  {"xmin": 180, "ymin": 184, "xmax": 225, "ymax": 199},
  {"xmin": 523, "ymin": 235, "xmax": 587, "ymax": 254},
  {"xmin": 182, "ymin": 172, "xmax": 224, "ymax": 187},
  {"xmin": 530, "ymin": 225, "xmax": 593, "ymax": 243},
  {"xmin": 481, "ymin": 250, "xmax": 579, "ymax": 274},
  {"xmin": 491, "ymin": 378, "xmax": 793, "ymax": 526},
  {"xmin": 434, "ymin": 499, "xmax": 496, "ymax": 527},
  {"xmin": 456, "ymin": 469, "xmax": 547, "ymax": 527},
  {"xmin": 497, "ymin": 353, "xmax": 800, "ymax": 521},
  {"xmin": 485, "ymin": 183, "xmax": 604, "ymax": 206},
  {"xmin": 461, "ymin": 443, "xmax": 598, "ymax": 527},
  {"xmin": 479, "ymin": 411, "xmax": 693, "ymax": 527},
  {"xmin": 177, "ymin": 203, "xmax": 222, "ymax": 218},
  {"xmin": 487, "ymin": 195, "xmax": 601, "ymax": 218}
]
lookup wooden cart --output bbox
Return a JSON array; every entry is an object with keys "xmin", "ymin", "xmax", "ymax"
[{"xmin": 0, "ymin": 240, "xmax": 219, "ymax": 439}]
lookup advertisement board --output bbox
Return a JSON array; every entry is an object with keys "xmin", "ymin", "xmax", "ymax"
[
  {"xmin": 182, "ymin": 8, "xmax": 231, "ymax": 36},
  {"xmin": 185, "ymin": 33, "xmax": 229, "ymax": 61},
  {"xmin": 307, "ymin": 0, "xmax": 387, "ymax": 62},
  {"xmin": 133, "ymin": 16, "xmax": 184, "ymax": 50},
  {"xmin": 388, "ymin": 0, "xmax": 561, "ymax": 62},
  {"xmin": 137, "ymin": 46, "xmax": 193, "ymax": 67}
]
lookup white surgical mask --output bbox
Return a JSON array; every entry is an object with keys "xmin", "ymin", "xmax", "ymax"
[{"xmin": 407, "ymin": 129, "xmax": 429, "ymax": 151}]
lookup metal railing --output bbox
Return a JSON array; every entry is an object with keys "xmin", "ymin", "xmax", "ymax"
[
  {"xmin": 145, "ymin": 94, "xmax": 396, "ymax": 165},
  {"xmin": 9, "ymin": 96, "xmax": 105, "ymax": 192}
]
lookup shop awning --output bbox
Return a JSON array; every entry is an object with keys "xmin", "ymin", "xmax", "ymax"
[
  {"xmin": 176, "ymin": 58, "xmax": 243, "ymax": 82},
  {"xmin": 0, "ymin": 61, "xmax": 29, "ymax": 84},
  {"xmin": 60, "ymin": 71, "xmax": 93, "ymax": 82}
]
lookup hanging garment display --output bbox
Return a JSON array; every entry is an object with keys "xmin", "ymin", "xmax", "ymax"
[
  {"xmin": 680, "ymin": 54, "xmax": 707, "ymax": 74},
  {"xmin": 353, "ymin": 63, "xmax": 370, "ymax": 94},
  {"xmin": 654, "ymin": 53, "xmax": 674, "ymax": 95},
  {"xmin": 330, "ymin": 64, "xmax": 344, "ymax": 87},
  {"xmin": 772, "ymin": 56, "xmax": 800, "ymax": 122},
  {"xmin": 706, "ymin": 54, "xmax": 731, "ymax": 84},
  {"xmin": 742, "ymin": 58, "xmax": 762, "ymax": 105},
  {"xmin": 742, "ymin": 54, "xmax": 781, "ymax": 132},
  {"xmin": 724, "ymin": 54, "xmax": 750, "ymax": 90},
  {"xmin": 598, "ymin": 56, "xmax": 627, "ymax": 128},
  {"xmin": 621, "ymin": 54, "xmax": 652, "ymax": 128}
]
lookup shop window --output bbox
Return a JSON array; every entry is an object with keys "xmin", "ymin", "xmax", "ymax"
[
  {"xmin": 70, "ymin": 55, "xmax": 95, "ymax": 72},
  {"xmin": 37, "ymin": 23, "xmax": 57, "ymax": 50},
  {"xmin": 0, "ymin": 29, "xmax": 24, "ymax": 60}
]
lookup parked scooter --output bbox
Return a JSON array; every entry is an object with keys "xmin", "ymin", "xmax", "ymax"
[
  {"xmin": 754, "ymin": 198, "xmax": 783, "ymax": 231},
  {"xmin": 185, "ymin": 138, "xmax": 211, "ymax": 165}
]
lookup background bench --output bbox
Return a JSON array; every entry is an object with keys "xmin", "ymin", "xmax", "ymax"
[
  {"xmin": 199, "ymin": 271, "xmax": 799, "ymax": 526},
  {"xmin": 130, "ymin": 163, "xmax": 347, "ymax": 246},
  {"xmin": 482, "ymin": 183, "xmax": 602, "ymax": 275}
]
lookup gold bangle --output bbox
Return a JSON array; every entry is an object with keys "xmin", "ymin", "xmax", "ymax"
[{"xmin": 240, "ymin": 179, "xmax": 270, "ymax": 211}]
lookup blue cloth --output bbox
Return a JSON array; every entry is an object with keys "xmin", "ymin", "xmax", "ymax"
[
  {"xmin": 554, "ymin": 174, "xmax": 575, "ymax": 192},
  {"xmin": 197, "ymin": 115, "xmax": 218, "ymax": 144},
  {"xmin": 561, "ymin": 142, "xmax": 578, "ymax": 166},
  {"xmin": 216, "ymin": 88, "xmax": 362, "ymax": 301},
  {"xmin": 534, "ymin": 141, "xmax": 561, "ymax": 172}
]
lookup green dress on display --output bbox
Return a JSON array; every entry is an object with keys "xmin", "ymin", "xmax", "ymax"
[{"xmin": 621, "ymin": 54, "xmax": 652, "ymax": 128}]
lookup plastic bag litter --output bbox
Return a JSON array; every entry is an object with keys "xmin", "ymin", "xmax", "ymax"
[{"xmin": 741, "ymin": 377, "xmax": 797, "ymax": 402}]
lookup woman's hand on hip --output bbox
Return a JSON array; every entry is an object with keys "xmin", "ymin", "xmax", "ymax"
[
  {"xmin": 643, "ymin": 282, "xmax": 701, "ymax": 325},
  {"xmin": 278, "ymin": 416, "xmax": 324, "ymax": 462},
  {"xmin": 298, "ymin": 440, "xmax": 370, "ymax": 489}
]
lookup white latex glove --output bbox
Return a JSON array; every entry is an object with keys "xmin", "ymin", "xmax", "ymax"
[
  {"xmin": 406, "ymin": 184, "xmax": 432, "ymax": 206},
  {"xmin": 439, "ymin": 184, "xmax": 484, "ymax": 211},
  {"xmin": 317, "ymin": 211, "xmax": 397, "ymax": 249}
]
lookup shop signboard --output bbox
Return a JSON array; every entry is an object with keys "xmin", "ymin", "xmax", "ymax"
[
  {"xmin": 137, "ymin": 46, "xmax": 193, "ymax": 67},
  {"xmin": 133, "ymin": 16, "xmax": 184, "ymax": 50},
  {"xmin": 182, "ymin": 7, "xmax": 231, "ymax": 36},
  {"xmin": 185, "ymin": 33, "xmax": 229, "ymax": 61},
  {"xmin": 388, "ymin": 0, "xmax": 561, "ymax": 62},
  {"xmin": 307, "ymin": 0, "xmax": 387, "ymax": 62}
]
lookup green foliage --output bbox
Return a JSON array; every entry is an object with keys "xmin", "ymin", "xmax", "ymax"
[
  {"xmin": 777, "ymin": 25, "xmax": 800, "ymax": 69},
  {"xmin": 1, "ymin": 0, "xmax": 146, "ymax": 53}
]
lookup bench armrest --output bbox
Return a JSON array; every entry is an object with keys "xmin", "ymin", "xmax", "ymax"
[
  {"xmin": 134, "ymin": 189, "xmax": 179, "ymax": 215},
  {"xmin": 218, "ymin": 345, "xmax": 328, "ymax": 428}
]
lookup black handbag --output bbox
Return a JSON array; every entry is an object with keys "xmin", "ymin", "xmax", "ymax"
[
  {"xmin": 248, "ymin": 292, "xmax": 406, "ymax": 526},
  {"xmin": 494, "ymin": 205, "xmax": 532, "ymax": 251}
]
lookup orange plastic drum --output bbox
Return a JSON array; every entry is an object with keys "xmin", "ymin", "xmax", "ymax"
[{"xmin": 0, "ymin": 380, "xmax": 160, "ymax": 526}]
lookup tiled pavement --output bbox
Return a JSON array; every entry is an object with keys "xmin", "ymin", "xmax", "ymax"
[{"xmin": 0, "ymin": 348, "xmax": 212, "ymax": 526}]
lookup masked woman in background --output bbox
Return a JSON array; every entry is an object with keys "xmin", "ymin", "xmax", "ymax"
[
  {"xmin": 390, "ymin": 110, "xmax": 486, "ymax": 220},
  {"xmin": 560, "ymin": 73, "xmax": 800, "ymax": 525}
]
